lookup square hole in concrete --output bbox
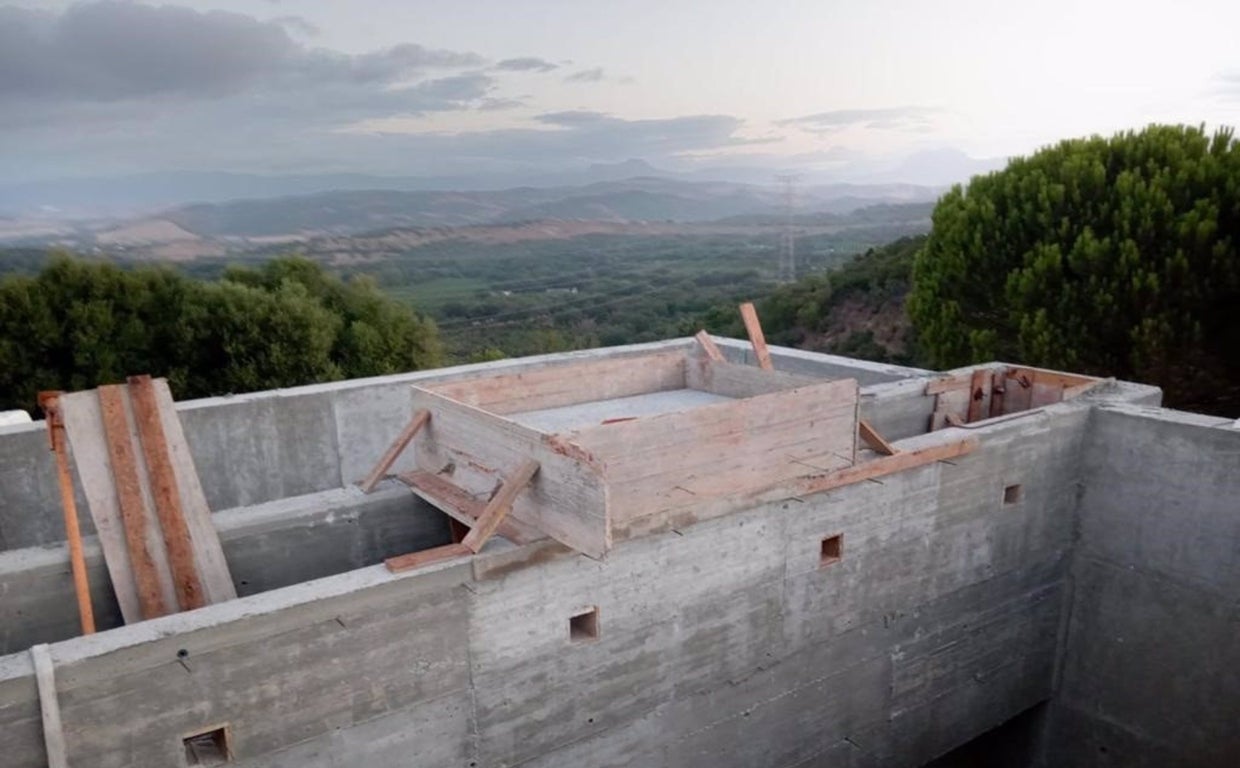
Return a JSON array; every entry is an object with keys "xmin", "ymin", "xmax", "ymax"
[
  {"xmin": 570, "ymin": 607, "xmax": 600, "ymax": 642},
  {"xmin": 819, "ymin": 534, "xmax": 843, "ymax": 568},
  {"xmin": 183, "ymin": 724, "xmax": 231, "ymax": 765},
  {"xmin": 1003, "ymin": 484, "xmax": 1024, "ymax": 505}
]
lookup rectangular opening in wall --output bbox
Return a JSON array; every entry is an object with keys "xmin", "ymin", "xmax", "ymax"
[
  {"xmin": 183, "ymin": 724, "xmax": 231, "ymax": 765},
  {"xmin": 1003, "ymin": 484, "xmax": 1024, "ymax": 505},
  {"xmin": 819, "ymin": 534, "xmax": 843, "ymax": 568},
  {"xmin": 570, "ymin": 606, "xmax": 600, "ymax": 642}
]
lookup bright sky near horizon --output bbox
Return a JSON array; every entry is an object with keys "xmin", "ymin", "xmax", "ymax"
[{"xmin": 3, "ymin": 0, "xmax": 1240, "ymax": 183}]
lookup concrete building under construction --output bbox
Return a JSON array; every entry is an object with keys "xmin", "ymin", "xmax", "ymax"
[{"xmin": 0, "ymin": 335, "xmax": 1236, "ymax": 767}]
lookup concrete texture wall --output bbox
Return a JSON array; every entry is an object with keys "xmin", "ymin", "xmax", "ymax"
[
  {"xmin": 1042, "ymin": 405, "xmax": 1240, "ymax": 767},
  {"xmin": 0, "ymin": 409, "xmax": 1086, "ymax": 768},
  {"xmin": 0, "ymin": 338, "xmax": 923, "ymax": 552},
  {"xmin": 0, "ymin": 486, "xmax": 450, "ymax": 656}
]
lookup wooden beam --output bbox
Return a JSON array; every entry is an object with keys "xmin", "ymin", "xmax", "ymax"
[
  {"xmin": 738, "ymin": 302, "xmax": 773, "ymax": 371},
  {"xmin": 385, "ymin": 542, "xmax": 471, "ymax": 574},
  {"xmin": 989, "ymin": 370, "xmax": 1006, "ymax": 418},
  {"xmin": 462, "ymin": 459, "xmax": 540, "ymax": 553},
  {"xmin": 97, "ymin": 385, "xmax": 167, "ymax": 620},
  {"xmin": 127, "ymin": 375, "xmax": 204, "ymax": 611},
  {"xmin": 925, "ymin": 374, "xmax": 970, "ymax": 395},
  {"xmin": 800, "ymin": 437, "xmax": 978, "ymax": 495},
  {"xmin": 858, "ymin": 419, "xmax": 898, "ymax": 456},
  {"xmin": 359, "ymin": 409, "xmax": 430, "ymax": 493},
  {"xmin": 694, "ymin": 330, "xmax": 725, "ymax": 362},
  {"xmin": 37, "ymin": 393, "xmax": 95, "ymax": 635},
  {"xmin": 399, "ymin": 469, "xmax": 544, "ymax": 544},
  {"xmin": 966, "ymin": 368, "xmax": 990, "ymax": 423}
]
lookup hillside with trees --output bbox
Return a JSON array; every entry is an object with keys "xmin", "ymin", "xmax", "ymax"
[{"xmin": 0, "ymin": 256, "xmax": 440, "ymax": 412}]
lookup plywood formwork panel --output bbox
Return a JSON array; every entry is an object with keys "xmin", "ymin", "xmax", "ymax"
[
  {"xmin": 410, "ymin": 387, "xmax": 611, "ymax": 558},
  {"xmin": 573, "ymin": 378, "xmax": 859, "ymax": 539},
  {"xmin": 423, "ymin": 351, "xmax": 686, "ymax": 415}
]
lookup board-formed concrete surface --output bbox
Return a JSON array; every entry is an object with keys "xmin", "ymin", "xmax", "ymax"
[{"xmin": 0, "ymin": 338, "xmax": 1234, "ymax": 768}]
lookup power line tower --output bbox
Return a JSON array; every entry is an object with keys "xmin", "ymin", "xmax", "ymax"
[{"xmin": 775, "ymin": 174, "xmax": 801, "ymax": 283}]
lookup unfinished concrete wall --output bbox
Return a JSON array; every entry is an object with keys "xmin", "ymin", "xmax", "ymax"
[
  {"xmin": 0, "ymin": 338, "xmax": 922, "ymax": 551},
  {"xmin": 0, "ymin": 486, "xmax": 450, "ymax": 656},
  {"xmin": 0, "ymin": 406, "xmax": 1090, "ymax": 768},
  {"xmin": 1043, "ymin": 405, "xmax": 1240, "ymax": 767}
]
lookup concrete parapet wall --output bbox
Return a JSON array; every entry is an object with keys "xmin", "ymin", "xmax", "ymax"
[
  {"xmin": 0, "ymin": 410, "xmax": 1086, "ymax": 767},
  {"xmin": 0, "ymin": 338, "xmax": 923, "ymax": 552},
  {"xmin": 1043, "ymin": 405, "xmax": 1240, "ymax": 767}
]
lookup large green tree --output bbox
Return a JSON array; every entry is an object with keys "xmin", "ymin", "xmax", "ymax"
[
  {"xmin": 0, "ymin": 255, "xmax": 441, "ymax": 412},
  {"xmin": 908, "ymin": 124, "xmax": 1240, "ymax": 408}
]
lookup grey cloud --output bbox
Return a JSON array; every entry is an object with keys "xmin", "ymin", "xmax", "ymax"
[
  {"xmin": 0, "ymin": 1, "xmax": 483, "ymax": 102},
  {"xmin": 779, "ymin": 106, "xmax": 941, "ymax": 133},
  {"xmin": 271, "ymin": 15, "xmax": 320, "ymax": 38},
  {"xmin": 565, "ymin": 67, "xmax": 606, "ymax": 83},
  {"xmin": 494, "ymin": 57, "xmax": 558, "ymax": 73},
  {"xmin": 478, "ymin": 97, "xmax": 526, "ymax": 111}
]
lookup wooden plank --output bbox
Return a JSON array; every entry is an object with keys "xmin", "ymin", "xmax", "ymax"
[
  {"xmin": 128, "ymin": 375, "xmax": 204, "ymax": 611},
  {"xmin": 686, "ymin": 358, "xmax": 821, "ymax": 398},
  {"xmin": 148, "ymin": 379, "xmax": 237, "ymax": 605},
  {"xmin": 739, "ymin": 302, "xmax": 773, "ymax": 370},
  {"xmin": 1002, "ymin": 373, "xmax": 1033, "ymax": 414},
  {"xmin": 462, "ymin": 459, "xmax": 540, "ymax": 552},
  {"xmin": 411, "ymin": 386, "xmax": 611, "ymax": 558},
  {"xmin": 574, "ymin": 378, "xmax": 858, "ymax": 531},
  {"xmin": 925, "ymin": 374, "xmax": 971, "ymax": 395},
  {"xmin": 858, "ymin": 419, "xmax": 898, "ymax": 456},
  {"xmin": 423, "ymin": 352, "xmax": 687, "ymax": 415},
  {"xmin": 966, "ymin": 368, "xmax": 990, "ymax": 423},
  {"xmin": 385, "ymin": 542, "xmax": 471, "ymax": 574},
  {"xmin": 29, "ymin": 644, "xmax": 68, "ymax": 768},
  {"xmin": 799, "ymin": 437, "xmax": 978, "ymax": 495},
  {"xmin": 358, "ymin": 409, "xmax": 430, "ymax": 493},
  {"xmin": 398, "ymin": 469, "xmax": 544, "ymax": 544},
  {"xmin": 989, "ymin": 371, "xmax": 1006, "ymax": 418},
  {"xmin": 1006, "ymin": 366, "xmax": 1097, "ymax": 390},
  {"xmin": 97, "ymin": 385, "xmax": 167, "ymax": 621},
  {"xmin": 694, "ymin": 330, "xmax": 726, "ymax": 362},
  {"xmin": 37, "ymin": 392, "xmax": 95, "ymax": 635}
]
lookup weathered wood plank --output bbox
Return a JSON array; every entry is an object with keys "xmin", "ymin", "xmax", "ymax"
[
  {"xmin": 38, "ymin": 391, "xmax": 96, "ymax": 635},
  {"xmin": 97, "ymin": 385, "xmax": 167, "ymax": 620},
  {"xmin": 989, "ymin": 370, "xmax": 1006, "ymax": 418},
  {"xmin": 411, "ymin": 386, "xmax": 611, "ymax": 558},
  {"xmin": 385, "ymin": 542, "xmax": 472, "ymax": 573},
  {"xmin": 128, "ymin": 375, "xmax": 204, "ymax": 611},
  {"xmin": 462, "ymin": 459, "xmax": 539, "ymax": 552},
  {"xmin": 739, "ymin": 302, "xmax": 773, "ymax": 370},
  {"xmin": 423, "ymin": 352, "xmax": 686, "ymax": 415},
  {"xmin": 148, "ymin": 378, "xmax": 237, "ymax": 605},
  {"xmin": 399, "ymin": 469, "xmax": 544, "ymax": 544},
  {"xmin": 858, "ymin": 419, "xmax": 898, "ymax": 455},
  {"xmin": 694, "ymin": 330, "xmax": 725, "ymax": 362},
  {"xmin": 925, "ymin": 374, "xmax": 971, "ymax": 395},
  {"xmin": 686, "ymin": 358, "xmax": 821, "ymax": 398},
  {"xmin": 358, "ymin": 409, "xmax": 430, "ymax": 492},
  {"xmin": 575, "ymin": 378, "xmax": 858, "ymax": 529},
  {"xmin": 966, "ymin": 368, "xmax": 991, "ymax": 423},
  {"xmin": 799, "ymin": 437, "xmax": 979, "ymax": 495}
]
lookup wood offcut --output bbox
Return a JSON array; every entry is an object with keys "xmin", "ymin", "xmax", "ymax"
[{"xmin": 739, "ymin": 302, "xmax": 774, "ymax": 371}]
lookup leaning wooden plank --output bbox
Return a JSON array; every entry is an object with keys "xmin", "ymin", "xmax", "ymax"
[
  {"xmin": 966, "ymin": 368, "xmax": 991, "ymax": 423},
  {"xmin": 799, "ymin": 437, "xmax": 979, "ymax": 495},
  {"xmin": 399, "ymin": 470, "xmax": 544, "ymax": 544},
  {"xmin": 148, "ymin": 379, "xmax": 237, "ymax": 604},
  {"xmin": 97, "ymin": 385, "xmax": 168, "ymax": 621},
  {"xmin": 128, "ymin": 375, "xmax": 205, "ymax": 611},
  {"xmin": 694, "ymin": 330, "xmax": 726, "ymax": 362},
  {"xmin": 358, "ymin": 409, "xmax": 430, "ymax": 493},
  {"xmin": 858, "ymin": 419, "xmax": 898, "ymax": 456},
  {"xmin": 385, "ymin": 542, "xmax": 472, "ymax": 574},
  {"xmin": 989, "ymin": 370, "xmax": 1007, "ymax": 418},
  {"xmin": 60, "ymin": 391, "xmax": 143, "ymax": 622},
  {"xmin": 462, "ymin": 459, "xmax": 540, "ymax": 553},
  {"xmin": 411, "ymin": 386, "xmax": 611, "ymax": 558},
  {"xmin": 738, "ymin": 302, "xmax": 774, "ymax": 370},
  {"xmin": 38, "ymin": 392, "xmax": 95, "ymax": 635},
  {"xmin": 424, "ymin": 352, "xmax": 686, "ymax": 415}
]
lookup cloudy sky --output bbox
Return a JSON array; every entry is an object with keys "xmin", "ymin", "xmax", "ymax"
[{"xmin": 3, "ymin": 0, "xmax": 1240, "ymax": 185}]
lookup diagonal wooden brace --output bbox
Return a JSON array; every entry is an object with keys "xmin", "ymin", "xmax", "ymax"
[{"xmin": 359, "ymin": 409, "xmax": 430, "ymax": 493}]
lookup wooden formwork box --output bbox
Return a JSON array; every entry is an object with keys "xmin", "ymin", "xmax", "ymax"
[{"xmin": 402, "ymin": 350, "xmax": 861, "ymax": 558}]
